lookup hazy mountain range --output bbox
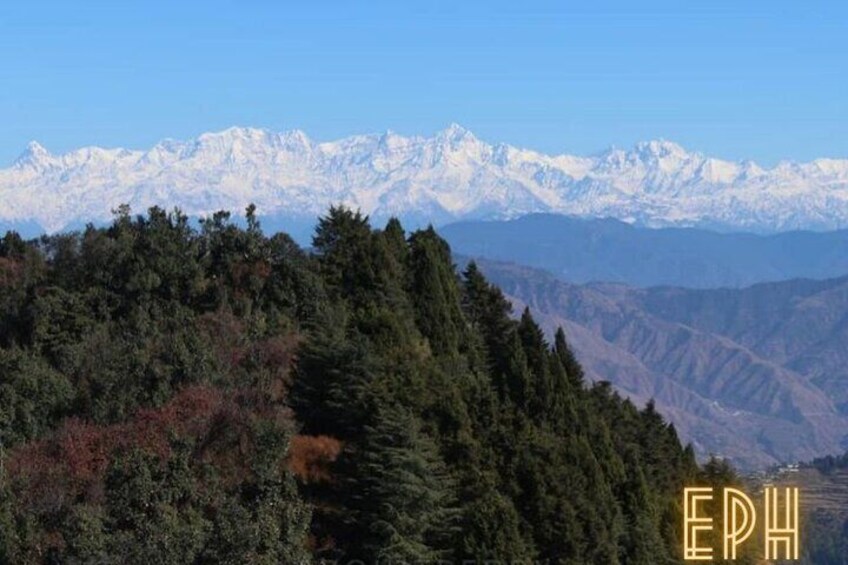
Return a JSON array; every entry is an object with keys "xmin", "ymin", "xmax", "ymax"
[
  {"xmin": 3, "ymin": 124, "xmax": 848, "ymax": 236},
  {"xmin": 473, "ymin": 259, "xmax": 848, "ymax": 469},
  {"xmin": 442, "ymin": 214, "xmax": 848, "ymax": 288}
]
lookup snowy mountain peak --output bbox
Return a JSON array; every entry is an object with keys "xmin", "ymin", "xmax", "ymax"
[
  {"xmin": 14, "ymin": 141, "xmax": 52, "ymax": 168},
  {"xmin": 278, "ymin": 129, "xmax": 312, "ymax": 151},
  {"xmin": 437, "ymin": 122, "xmax": 476, "ymax": 144},
  {"xmin": 199, "ymin": 125, "xmax": 267, "ymax": 140},
  {"xmin": 2, "ymin": 125, "xmax": 848, "ymax": 235},
  {"xmin": 633, "ymin": 139, "xmax": 689, "ymax": 159},
  {"xmin": 194, "ymin": 126, "xmax": 274, "ymax": 148},
  {"xmin": 442, "ymin": 122, "xmax": 469, "ymax": 135}
]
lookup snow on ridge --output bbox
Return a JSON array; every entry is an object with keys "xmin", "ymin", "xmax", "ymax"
[{"xmin": 2, "ymin": 125, "xmax": 848, "ymax": 234}]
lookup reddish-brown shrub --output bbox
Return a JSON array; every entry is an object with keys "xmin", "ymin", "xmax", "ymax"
[
  {"xmin": 228, "ymin": 259, "xmax": 272, "ymax": 301},
  {"xmin": 196, "ymin": 310, "xmax": 245, "ymax": 369},
  {"xmin": 0, "ymin": 256, "xmax": 22, "ymax": 287},
  {"xmin": 6, "ymin": 385, "xmax": 227, "ymax": 506},
  {"xmin": 287, "ymin": 435, "xmax": 343, "ymax": 484}
]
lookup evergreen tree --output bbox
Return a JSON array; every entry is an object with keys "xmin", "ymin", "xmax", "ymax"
[
  {"xmin": 555, "ymin": 326, "xmax": 585, "ymax": 388},
  {"xmin": 406, "ymin": 227, "xmax": 467, "ymax": 356},
  {"xmin": 346, "ymin": 403, "xmax": 458, "ymax": 563},
  {"xmin": 291, "ymin": 315, "xmax": 377, "ymax": 440}
]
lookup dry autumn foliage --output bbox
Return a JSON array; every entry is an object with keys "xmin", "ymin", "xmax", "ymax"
[{"xmin": 287, "ymin": 434, "xmax": 343, "ymax": 484}]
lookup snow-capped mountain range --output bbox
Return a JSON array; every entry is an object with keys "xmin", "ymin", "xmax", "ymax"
[{"xmin": 3, "ymin": 124, "xmax": 848, "ymax": 234}]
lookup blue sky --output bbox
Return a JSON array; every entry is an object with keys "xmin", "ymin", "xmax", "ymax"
[{"xmin": 1, "ymin": 0, "xmax": 846, "ymax": 166}]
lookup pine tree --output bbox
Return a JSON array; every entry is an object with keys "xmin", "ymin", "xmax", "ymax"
[
  {"xmin": 462, "ymin": 261, "xmax": 515, "ymax": 368},
  {"xmin": 554, "ymin": 326, "xmax": 585, "ymax": 388},
  {"xmin": 380, "ymin": 217, "xmax": 408, "ymax": 265},
  {"xmin": 346, "ymin": 403, "xmax": 458, "ymax": 563},
  {"xmin": 291, "ymin": 314, "xmax": 376, "ymax": 440},
  {"xmin": 456, "ymin": 476, "xmax": 537, "ymax": 562},
  {"xmin": 517, "ymin": 307, "xmax": 555, "ymax": 418},
  {"xmin": 618, "ymin": 448, "xmax": 671, "ymax": 564},
  {"xmin": 407, "ymin": 227, "xmax": 467, "ymax": 356},
  {"xmin": 314, "ymin": 207, "xmax": 392, "ymax": 309}
]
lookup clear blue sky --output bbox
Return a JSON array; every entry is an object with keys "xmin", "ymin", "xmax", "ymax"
[{"xmin": 2, "ymin": 0, "xmax": 846, "ymax": 166}]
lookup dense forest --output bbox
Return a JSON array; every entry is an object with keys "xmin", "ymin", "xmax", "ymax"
[{"xmin": 0, "ymin": 205, "xmax": 749, "ymax": 564}]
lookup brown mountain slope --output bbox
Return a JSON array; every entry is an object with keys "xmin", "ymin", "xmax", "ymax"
[
  {"xmin": 477, "ymin": 260, "xmax": 848, "ymax": 469},
  {"xmin": 631, "ymin": 278, "xmax": 848, "ymax": 414}
]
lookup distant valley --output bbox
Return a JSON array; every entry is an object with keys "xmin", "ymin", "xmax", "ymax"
[{"xmin": 472, "ymin": 258, "xmax": 848, "ymax": 469}]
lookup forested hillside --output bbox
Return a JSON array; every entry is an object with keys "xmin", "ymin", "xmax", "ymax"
[{"xmin": 0, "ymin": 206, "xmax": 745, "ymax": 564}]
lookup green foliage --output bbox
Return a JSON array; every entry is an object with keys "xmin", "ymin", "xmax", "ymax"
[
  {"xmin": 406, "ymin": 227, "xmax": 467, "ymax": 356},
  {"xmin": 346, "ymin": 403, "xmax": 458, "ymax": 563},
  {"xmin": 0, "ymin": 205, "xmax": 742, "ymax": 564},
  {"xmin": 0, "ymin": 348, "xmax": 72, "ymax": 447}
]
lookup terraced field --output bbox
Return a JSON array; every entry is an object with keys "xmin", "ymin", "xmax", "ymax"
[{"xmin": 761, "ymin": 467, "xmax": 848, "ymax": 563}]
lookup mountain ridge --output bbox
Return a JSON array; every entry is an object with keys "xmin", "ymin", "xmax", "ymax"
[
  {"xmin": 3, "ymin": 124, "xmax": 848, "ymax": 235},
  {"xmin": 471, "ymin": 257, "xmax": 848, "ymax": 469},
  {"xmin": 441, "ymin": 214, "xmax": 848, "ymax": 288}
]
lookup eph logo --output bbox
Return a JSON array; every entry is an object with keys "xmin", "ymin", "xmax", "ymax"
[{"xmin": 683, "ymin": 487, "xmax": 800, "ymax": 560}]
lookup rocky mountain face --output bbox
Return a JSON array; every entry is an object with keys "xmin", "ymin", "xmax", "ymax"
[
  {"xmin": 473, "ymin": 258, "xmax": 848, "ymax": 469},
  {"xmin": 441, "ymin": 214, "xmax": 848, "ymax": 288},
  {"xmin": 3, "ymin": 125, "xmax": 848, "ymax": 235}
]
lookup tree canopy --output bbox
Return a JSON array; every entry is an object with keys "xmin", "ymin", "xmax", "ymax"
[{"xmin": 0, "ymin": 206, "xmax": 742, "ymax": 563}]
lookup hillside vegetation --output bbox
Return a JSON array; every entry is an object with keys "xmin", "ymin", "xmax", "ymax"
[{"xmin": 0, "ymin": 206, "xmax": 746, "ymax": 564}]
